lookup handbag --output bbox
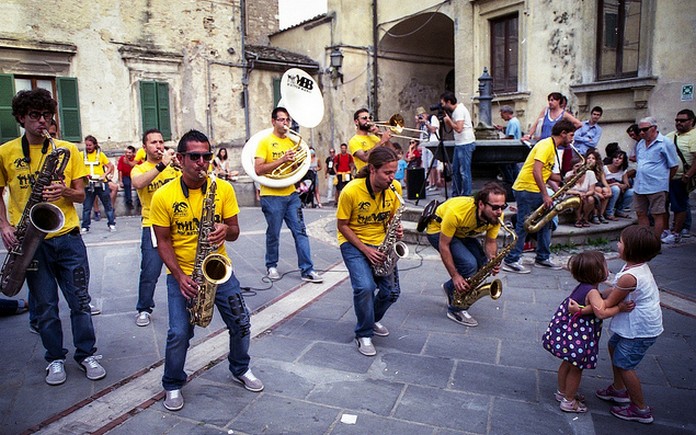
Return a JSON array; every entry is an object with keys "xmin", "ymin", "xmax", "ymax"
[
  {"xmin": 673, "ymin": 136, "xmax": 696, "ymax": 193},
  {"xmin": 416, "ymin": 199, "xmax": 440, "ymax": 232},
  {"xmin": 541, "ymin": 297, "xmax": 602, "ymax": 369}
]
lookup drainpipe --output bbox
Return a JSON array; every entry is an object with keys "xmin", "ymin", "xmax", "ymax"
[
  {"xmin": 241, "ymin": 0, "xmax": 251, "ymax": 140},
  {"xmin": 372, "ymin": 0, "xmax": 378, "ymax": 119}
]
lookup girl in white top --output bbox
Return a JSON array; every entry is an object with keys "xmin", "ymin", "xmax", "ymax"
[
  {"xmin": 565, "ymin": 158, "xmax": 597, "ymax": 227},
  {"xmin": 603, "ymin": 150, "xmax": 634, "ymax": 219}
]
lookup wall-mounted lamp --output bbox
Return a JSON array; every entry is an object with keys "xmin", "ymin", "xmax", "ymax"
[{"xmin": 329, "ymin": 48, "xmax": 344, "ymax": 83}]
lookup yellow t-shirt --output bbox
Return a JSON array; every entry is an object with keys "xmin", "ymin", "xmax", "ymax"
[
  {"xmin": 348, "ymin": 133, "xmax": 380, "ymax": 173},
  {"xmin": 134, "ymin": 147, "xmax": 146, "ymax": 164},
  {"xmin": 512, "ymin": 137, "xmax": 558, "ymax": 193},
  {"xmin": 150, "ymin": 175, "xmax": 239, "ymax": 275},
  {"xmin": 0, "ymin": 137, "xmax": 89, "ymax": 238},
  {"xmin": 425, "ymin": 196, "xmax": 501, "ymax": 239},
  {"xmin": 255, "ymin": 133, "xmax": 297, "ymax": 197},
  {"xmin": 82, "ymin": 150, "xmax": 110, "ymax": 179},
  {"xmin": 336, "ymin": 178, "xmax": 403, "ymax": 246},
  {"xmin": 131, "ymin": 161, "xmax": 179, "ymax": 226}
]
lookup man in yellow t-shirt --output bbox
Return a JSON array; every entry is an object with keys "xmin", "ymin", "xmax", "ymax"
[
  {"xmin": 348, "ymin": 108, "xmax": 392, "ymax": 173},
  {"xmin": 425, "ymin": 182, "xmax": 507, "ymax": 327},
  {"xmin": 80, "ymin": 135, "xmax": 116, "ymax": 232},
  {"xmin": 503, "ymin": 119, "xmax": 576, "ymax": 274},
  {"xmin": 150, "ymin": 129, "xmax": 263, "ymax": 411},
  {"xmin": 130, "ymin": 128, "xmax": 179, "ymax": 327},
  {"xmin": 0, "ymin": 88, "xmax": 105, "ymax": 386},
  {"xmin": 337, "ymin": 146, "xmax": 404, "ymax": 357},
  {"xmin": 254, "ymin": 107, "xmax": 322, "ymax": 283}
]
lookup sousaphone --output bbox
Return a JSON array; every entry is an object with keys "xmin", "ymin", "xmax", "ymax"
[{"xmin": 241, "ymin": 68, "xmax": 325, "ymax": 188}]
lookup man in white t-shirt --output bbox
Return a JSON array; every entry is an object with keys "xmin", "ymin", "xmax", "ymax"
[{"xmin": 440, "ymin": 91, "xmax": 476, "ymax": 196}]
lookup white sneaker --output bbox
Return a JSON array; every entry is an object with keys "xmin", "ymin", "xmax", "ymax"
[
  {"xmin": 233, "ymin": 369, "xmax": 264, "ymax": 392},
  {"xmin": 373, "ymin": 321, "xmax": 389, "ymax": 337},
  {"xmin": 108, "ymin": 225, "xmax": 117, "ymax": 232},
  {"xmin": 136, "ymin": 311, "xmax": 151, "ymax": 327},
  {"xmin": 301, "ymin": 270, "xmax": 323, "ymax": 283},
  {"xmin": 80, "ymin": 227, "xmax": 89, "ymax": 234},
  {"xmin": 502, "ymin": 260, "xmax": 531, "ymax": 274},
  {"xmin": 80, "ymin": 355, "xmax": 106, "ymax": 380},
  {"xmin": 45, "ymin": 360, "xmax": 67, "ymax": 385},
  {"xmin": 661, "ymin": 232, "xmax": 680, "ymax": 245},
  {"xmin": 356, "ymin": 337, "xmax": 376, "ymax": 356},
  {"xmin": 267, "ymin": 267, "xmax": 280, "ymax": 280},
  {"xmin": 89, "ymin": 304, "xmax": 101, "ymax": 315}
]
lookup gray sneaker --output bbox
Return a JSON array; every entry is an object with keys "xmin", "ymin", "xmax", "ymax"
[
  {"xmin": 89, "ymin": 304, "xmax": 101, "ymax": 316},
  {"xmin": 301, "ymin": 270, "xmax": 323, "ymax": 283},
  {"xmin": 356, "ymin": 337, "xmax": 376, "ymax": 356},
  {"xmin": 534, "ymin": 259, "xmax": 563, "ymax": 270},
  {"xmin": 234, "ymin": 369, "xmax": 264, "ymax": 392},
  {"xmin": 267, "ymin": 267, "xmax": 280, "ymax": 281},
  {"xmin": 46, "ymin": 360, "xmax": 67, "ymax": 385},
  {"xmin": 373, "ymin": 321, "xmax": 389, "ymax": 337},
  {"xmin": 80, "ymin": 355, "xmax": 106, "ymax": 380},
  {"xmin": 136, "ymin": 311, "xmax": 151, "ymax": 327},
  {"xmin": 502, "ymin": 260, "xmax": 531, "ymax": 274},
  {"xmin": 446, "ymin": 310, "xmax": 479, "ymax": 327},
  {"xmin": 163, "ymin": 389, "xmax": 184, "ymax": 411}
]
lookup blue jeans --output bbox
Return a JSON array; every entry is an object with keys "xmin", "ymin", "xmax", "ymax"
[
  {"xmin": 505, "ymin": 189, "xmax": 552, "ymax": 263},
  {"xmin": 82, "ymin": 183, "xmax": 115, "ymax": 228},
  {"xmin": 452, "ymin": 143, "xmax": 475, "ymax": 196},
  {"xmin": 427, "ymin": 233, "xmax": 486, "ymax": 313},
  {"xmin": 608, "ymin": 333, "xmax": 657, "ymax": 370},
  {"xmin": 260, "ymin": 193, "xmax": 314, "ymax": 275},
  {"xmin": 607, "ymin": 185, "xmax": 634, "ymax": 216},
  {"xmin": 340, "ymin": 242, "xmax": 400, "ymax": 338},
  {"xmin": 26, "ymin": 230, "xmax": 97, "ymax": 363},
  {"xmin": 122, "ymin": 175, "xmax": 133, "ymax": 207},
  {"xmin": 136, "ymin": 227, "xmax": 163, "ymax": 313},
  {"xmin": 162, "ymin": 274, "xmax": 251, "ymax": 391}
]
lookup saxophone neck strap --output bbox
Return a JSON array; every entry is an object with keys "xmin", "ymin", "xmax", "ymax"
[
  {"xmin": 364, "ymin": 176, "xmax": 386, "ymax": 208},
  {"xmin": 180, "ymin": 176, "xmax": 207, "ymax": 198},
  {"xmin": 21, "ymin": 135, "xmax": 51, "ymax": 163}
]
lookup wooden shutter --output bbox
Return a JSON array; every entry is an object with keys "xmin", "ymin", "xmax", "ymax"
[
  {"xmin": 0, "ymin": 74, "xmax": 19, "ymax": 143},
  {"xmin": 156, "ymin": 82, "xmax": 171, "ymax": 140},
  {"xmin": 57, "ymin": 77, "xmax": 82, "ymax": 142},
  {"xmin": 140, "ymin": 81, "xmax": 158, "ymax": 134}
]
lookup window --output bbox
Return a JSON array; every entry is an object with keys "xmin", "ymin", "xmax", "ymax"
[
  {"xmin": 490, "ymin": 14, "xmax": 518, "ymax": 93},
  {"xmin": 139, "ymin": 81, "xmax": 172, "ymax": 140},
  {"xmin": 597, "ymin": 0, "xmax": 642, "ymax": 80},
  {"xmin": 0, "ymin": 74, "xmax": 82, "ymax": 143}
]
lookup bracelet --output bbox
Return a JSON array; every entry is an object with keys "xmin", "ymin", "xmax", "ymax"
[{"xmin": 156, "ymin": 162, "xmax": 166, "ymax": 172}]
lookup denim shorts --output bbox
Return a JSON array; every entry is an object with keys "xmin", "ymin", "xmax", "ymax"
[{"xmin": 608, "ymin": 333, "xmax": 657, "ymax": 370}]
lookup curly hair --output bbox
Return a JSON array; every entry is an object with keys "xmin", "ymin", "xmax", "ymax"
[{"xmin": 11, "ymin": 89, "xmax": 57, "ymax": 127}]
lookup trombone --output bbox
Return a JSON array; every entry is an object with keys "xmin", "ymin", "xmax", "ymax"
[{"xmin": 369, "ymin": 114, "xmax": 424, "ymax": 141}]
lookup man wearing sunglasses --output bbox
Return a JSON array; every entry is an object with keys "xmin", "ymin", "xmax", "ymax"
[
  {"xmin": 664, "ymin": 109, "xmax": 696, "ymax": 243},
  {"xmin": 633, "ymin": 116, "xmax": 679, "ymax": 239},
  {"xmin": 348, "ymin": 108, "xmax": 391, "ymax": 173},
  {"xmin": 0, "ymin": 88, "xmax": 106, "ymax": 386},
  {"xmin": 254, "ymin": 107, "xmax": 323, "ymax": 283},
  {"xmin": 150, "ymin": 130, "xmax": 263, "ymax": 411},
  {"xmin": 425, "ymin": 182, "xmax": 508, "ymax": 327}
]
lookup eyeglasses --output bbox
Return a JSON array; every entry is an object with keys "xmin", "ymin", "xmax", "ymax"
[
  {"xmin": 409, "ymin": 140, "xmax": 418, "ymax": 144},
  {"xmin": 274, "ymin": 117, "xmax": 290, "ymax": 122},
  {"xmin": 675, "ymin": 118, "xmax": 692, "ymax": 123},
  {"xmin": 485, "ymin": 202, "xmax": 508, "ymax": 211},
  {"xmin": 27, "ymin": 111, "xmax": 54, "ymax": 121},
  {"xmin": 638, "ymin": 125, "xmax": 655, "ymax": 133},
  {"xmin": 184, "ymin": 152, "xmax": 214, "ymax": 162},
  {"xmin": 358, "ymin": 115, "xmax": 373, "ymax": 121}
]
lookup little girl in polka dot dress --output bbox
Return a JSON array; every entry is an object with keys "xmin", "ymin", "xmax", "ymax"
[{"xmin": 542, "ymin": 250, "xmax": 634, "ymax": 413}]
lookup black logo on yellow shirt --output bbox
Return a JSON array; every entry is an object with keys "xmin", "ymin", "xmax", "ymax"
[
  {"xmin": 172, "ymin": 201, "xmax": 189, "ymax": 216},
  {"xmin": 13, "ymin": 158, "xmax": 28, "ymax": 169},
  {"xmin": 358, "ymin": 201, "xmax": 371, "ymax": 211}
]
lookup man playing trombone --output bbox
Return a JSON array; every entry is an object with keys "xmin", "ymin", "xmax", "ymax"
[
  {"xmin": 349, "ymin": 108, "xmax": 392, "ymax": 173},
  {"xmin": 254, "ymin": 107, "xmax": 323, "ymax": 283}
]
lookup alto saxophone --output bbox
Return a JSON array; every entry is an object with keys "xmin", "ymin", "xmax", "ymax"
[
  {"xmin": 452, "ymin": 218, "xmax": 517, "ymax": 310},
  {"xmin": 523, "ymin": 145, "xmax": 588, "ymax": 234},
  {"xmin": 373, "ymin": 184, "xmax": 409, "ymax": 277},
  {"xmin": 0, "ymin": 130, "xmax": 69, "ymax": 297},
  {"xmin": 188, "ymin": 173, "xmax": 233, "ymax": 327}
]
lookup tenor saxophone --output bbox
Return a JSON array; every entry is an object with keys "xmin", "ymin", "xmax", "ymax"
[
  {"xmin": 523, "ymin": 145, "xmax": 588, "ymax": 234},
  {"xmin": 188, "ymin": 173, "xmax": 233, "ymax": 327},
  {"xmin": 452, "ymin": 218, "xmax": 517, "ymax": 310},
  {"xmin": 0, "ymin": 130, "xmax": 69, "ymax": 297},
  {"xmin": 373, "ymin": 184, "xmax": 409, "ymax": 277}
]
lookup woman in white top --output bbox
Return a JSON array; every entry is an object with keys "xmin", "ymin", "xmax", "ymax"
[
  {"xmin": 603, "ymin": 150, "xmax": 634, "ymax": 219},
  {"xmin": 565, "ymin": 158, "xmax": 598, "ymax": 227}
]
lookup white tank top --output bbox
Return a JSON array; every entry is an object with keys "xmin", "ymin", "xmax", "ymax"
[{"xmin": 609, "ymin": 263, "xmax": 663, "ymax": 338}]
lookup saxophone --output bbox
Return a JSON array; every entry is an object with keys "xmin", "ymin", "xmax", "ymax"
[
  {"xmin": 0, "ymin": 130, "xmax": 69, "ymax": 297},
  {"xmin": 187, "ymin": 173, "xmax": 233, "ymax": 327},
  {"xmin": 523, "ymin": 145, "xmax": 588, "ymax": 234},
  {"xmin": 373, "ymin": 184, "xmax": 409, "ymax": 277},
  {"xmin": 452, "ymin": 218, "xmax": 517, "ymax": 310}
]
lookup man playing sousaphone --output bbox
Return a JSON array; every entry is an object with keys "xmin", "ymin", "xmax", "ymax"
[
  {"xmin": 254, "ymin": 107, "xmax": 323, "ymax": 283},
  {"xmin": 425, "ymin": 182, "xmax": 508, "ymax": 327},
  {"xmin": 349, "ymin": 108, "xmax": 392, "ymax": 173},
  {"xmin": 150, "ymin": 130, "xmax": 263, "ymax": 411}
]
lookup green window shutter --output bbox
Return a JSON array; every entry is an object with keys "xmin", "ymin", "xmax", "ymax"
[
  {"xmin": 140, "ymin": 81, "xmax": 158, "ymax": 132},
  {"xmin": 156, "ymin": 82, "xmax": 171, "ymax": 140},
  {"xmin": 0, "ymin": 74, "xmax": 19, "ymax": 144},
  {"xmin": 57, "ymin": 77, "xmax": 82, "ymax": 142},
  {"xmin": 273, "ymin": 78, "xmax": 281, "ymax": 107}
]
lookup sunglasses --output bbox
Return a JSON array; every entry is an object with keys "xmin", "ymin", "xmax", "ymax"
[
  {"xmin": 27, "ymin": 111, "xmax": 54, "ymax": 121},
  {"xmin": 639, "ymin": 125, "xmax": 655, "ymax": 133},
  {"xmin": 675, "ymin": 118, "xmax": 692, "ymax": 123},
  {"xmin": 184, "ymin": 152, "xmax": 214, "ymax": 162},
  {"xmin": 486, "ymin": 202, "xmax": 508, "ymax": 211},
  {"xmin": 358, "ymin": 115, "xmax": 373, "ymax": 121}
]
